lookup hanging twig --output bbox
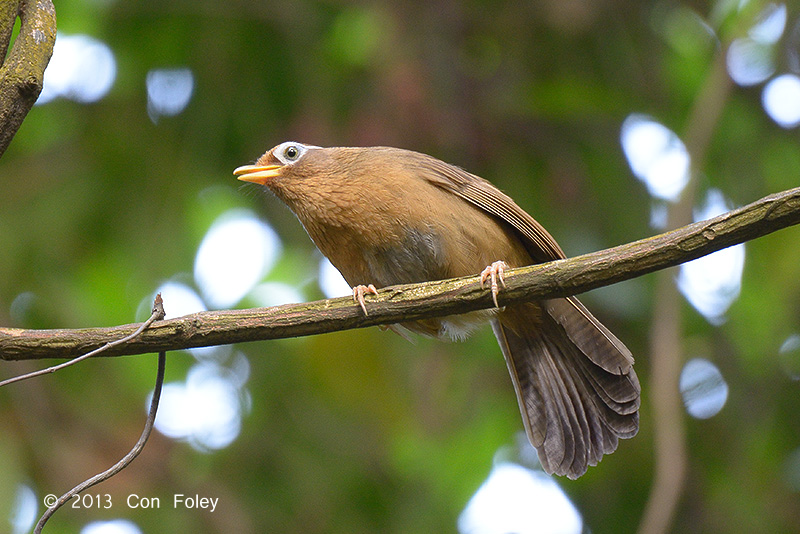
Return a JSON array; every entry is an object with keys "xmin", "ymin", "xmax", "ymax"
[
  {"xmin": 35, "ymin": 350, "xmax": 166, "ymax": 532},
  {"xmin": 32, "ymin": 295, "xmax": 167, "ymax": 533},
  {"xmin": 0, "ymin": 295, "xmax": 165, "ymax": 388}
]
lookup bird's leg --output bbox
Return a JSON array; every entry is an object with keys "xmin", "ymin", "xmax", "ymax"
[
  {"xmin": 352, "ymin": 284, "xmax": 378, "ymax": 315},
  {"xmin": 480, "ymin": 260, "xmax": 508, "ymax": 308}
]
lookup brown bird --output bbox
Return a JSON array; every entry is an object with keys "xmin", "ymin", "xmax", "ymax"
[{"xmin": 234, "ymin": 142, "xmax": 639, "ymax": 479}]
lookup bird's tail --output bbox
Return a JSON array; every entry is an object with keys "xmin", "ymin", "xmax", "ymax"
[{"xmin": 492, "ymin": 297, "xmax": 640, "ymax": 479}]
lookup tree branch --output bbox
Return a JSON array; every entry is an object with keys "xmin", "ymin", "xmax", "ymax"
[
  {"xmin": 2, "ymin": 186, "xmax": 799, "ymax": 361},
  {"xmin": 0, "ymin": 0, "xmax": 56, "ymax": 158}
]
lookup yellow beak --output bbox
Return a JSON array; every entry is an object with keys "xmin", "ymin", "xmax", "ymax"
[{"xmin": 233, "ymin": 164, "xmax": 282, "ymax": 185}]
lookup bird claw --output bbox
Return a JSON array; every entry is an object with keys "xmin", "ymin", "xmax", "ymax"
[
  {"xmin": 353, "ymin": 284, "xmax": 378, "ymax": 315},
  {"xmin": 480, "ymin": 261, "xmax": 508, "ymax": 308}
]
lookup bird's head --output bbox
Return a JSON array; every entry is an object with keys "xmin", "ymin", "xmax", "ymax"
[{"xmin": 234, "ymin": 141, "xmax": 321, "ymax": 185}]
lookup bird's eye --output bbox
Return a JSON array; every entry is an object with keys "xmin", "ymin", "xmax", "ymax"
[
  {"xmin": 273, "ymin": 142, "xmax": 309, "ymax": 165},
  {"xmin": 285, "ymin": 145, "xmax": 299, "ymax": 160},
  {"xmin": 272, "ymin": 141, "xmax": 319, "ymax": 165}
]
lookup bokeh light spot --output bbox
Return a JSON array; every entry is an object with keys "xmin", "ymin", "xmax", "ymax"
[
  {"xmin": 318, "ymin": 257, "xmax": 352, "ymax": 298},
  {"xmin": 749, "ymin": 3, "xmax": 786, "ymax": 44},
  {"xmin": 9, "ymin": 292, "xmax": 37, "ymax": 325},
  {"xmin": 680, "ymin": 358, "xmax": 728, "ymax": 419},
  {"xmin": 778, "ymin": 334, "xmax": 800, "ymax": 381},
  {"xmin": 677, "ymin": 190, "xmax": 744, "ymax": 324},
  {"xmin": 80, "ymin": 519, "xmax": 142, "ymax": 534},
  {"xmin": 146, "ymin": 68, "xmax": 195, "ymax": 123},
  {"xmin": 37, "ymin": 33, "xmax": 116, "ymax": 104},
  {"xmin": 458, "ymin": 462, "xmax": 582, "ymax": 534},
  {"xmin": 9, "ymin": 485, "xmax": 37, "ymax": 534},
  {"xmin": 727, "ymin": 37, "xmax": 775, "ymax": 86},
  {"xmin": 194, "ymin": 210, "xmax": 281, "ymax": 309},
  {"xmin": 762, "ymin": 74, "xmax": 800, "ymax": 128},
  {"xmin": 152, "ymin": 360, "xmax": 248, "ymax": 452},
  {"xmin": 621, "ymin": 114, "xmax": 690, "ymax": 202}
]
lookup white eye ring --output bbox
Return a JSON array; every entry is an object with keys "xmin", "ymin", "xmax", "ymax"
[{"xmin": 273, "ymin": 141, "xmax": 318, "ymax": 165}]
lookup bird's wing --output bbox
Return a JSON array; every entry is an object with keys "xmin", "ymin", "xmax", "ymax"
[
  {"xmin": 422, "ymin": 155, "xmax": 636, "ymax": 371},
  {"xmin": 420, "ymin": 157, "xmax": 566, "ymax": 262}
]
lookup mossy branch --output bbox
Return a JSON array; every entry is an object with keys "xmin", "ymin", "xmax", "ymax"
[
  {"xmin": 0, "ymin": 0, "xmax": 56, "ymax": 158},
  {"xmin": 1, "ymin": 186, "xmax": 799, "ymax": 361}
]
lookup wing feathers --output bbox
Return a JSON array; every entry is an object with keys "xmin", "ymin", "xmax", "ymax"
[{"xmin": 420, "ymin": 158, "xmax": 566, "ymax": 262}]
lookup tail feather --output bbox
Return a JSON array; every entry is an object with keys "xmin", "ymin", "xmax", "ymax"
[
  {"xmin": 546, "ymin": 333, "xmax": 619, "ymax": 473},
  {"xmin": 574, "ymin": 352, "xmax": 640, "ymax": 414},
  {"xmin": 542, "ymin": 342, "xmax": 597, "ymax": 474},
  {"xmin": 536, "ymin": 347, "xmax": 579, "ymax": 471},
  {"xmin": 493, "ymin": 317, "xmax": 548, "ymax": 448},
  {"xmin": 546, "ymin": 297, "xmax": 634, "ymax": 374},
  {"xmin": 493, "ymin": 297, "xmax": 640, "ymax": 479}
]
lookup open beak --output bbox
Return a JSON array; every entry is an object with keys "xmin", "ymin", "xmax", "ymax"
[{"xmin": 233, "ymin": 164, "xmax": 282, "ymax": 185}]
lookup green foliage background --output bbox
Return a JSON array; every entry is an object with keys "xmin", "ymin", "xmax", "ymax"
[{"xmin": 2, "ymin": 0, "xmax": 800, "ymax": 532}]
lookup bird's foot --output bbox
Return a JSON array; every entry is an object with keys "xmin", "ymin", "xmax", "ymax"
[
  {"xmin": 480, "ymin": 261, "xmax": 508, "ymax": 308},
  {"xmin": 352, "ymin": 284, "xmax": 378, "ymax": 315}
]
